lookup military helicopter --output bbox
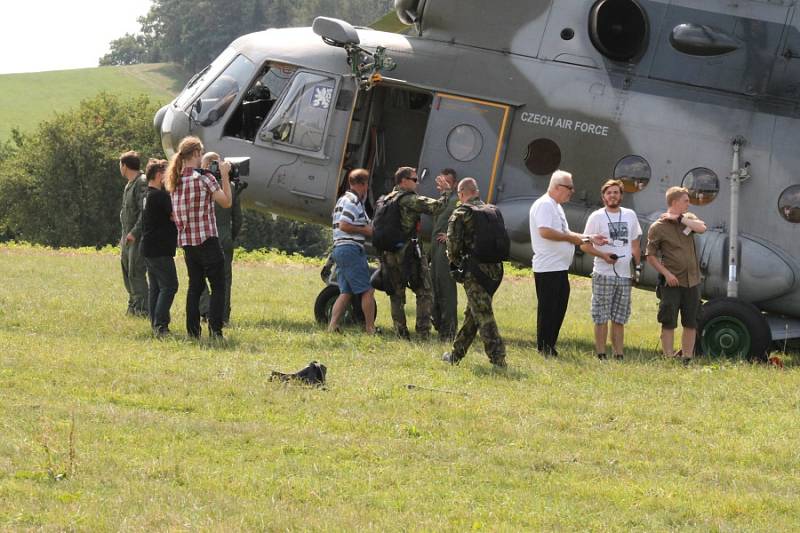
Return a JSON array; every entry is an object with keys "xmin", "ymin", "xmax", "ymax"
[{"xmin": 154, "ymin": 0, "xmax": 800, "ymax": 359}]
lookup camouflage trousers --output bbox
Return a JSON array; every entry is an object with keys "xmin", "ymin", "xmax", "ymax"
[
  {"xmin": 383, "ymin": 244, "xmax": 433, "ymax": 337},
  {"xmin": 451, "ymin": 275, "xmax": 505, "ymax": 364}
]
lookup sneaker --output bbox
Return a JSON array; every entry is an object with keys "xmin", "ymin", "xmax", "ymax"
[
  {"xmin": 210, "ymin": 330, "xmax": 224, "ymax": 342},
  {"xmin": 491, "ymin": 358, "xmax": 507, "ymax": 368},
  {"xmin": 597, "ymin": 353, "xmax": 607, "ymax": 360},
  {"xmin": 441, "ymin": 352, "xmax": 459, "ymax": 365},
  {"xmin": 681, "ymin": 356, "xmax": 693, "ymax": 366},
  {"xmin": 155, "ymin": 327, "xmax": 171, "ymax": 338},
  {"xmin": 397, "ymin": 328, "xmax": 411, "ymax": 341}
]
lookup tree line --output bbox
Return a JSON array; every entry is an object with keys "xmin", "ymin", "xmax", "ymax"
[{"xmin": 100, "ymin": 0, "xmax": 394, "ymax": 71}]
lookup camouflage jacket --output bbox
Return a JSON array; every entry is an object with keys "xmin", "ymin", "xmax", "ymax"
[
  {"xmin": 120, "ymin": 174, "xmax": 148, "ymax": 239},
  {"xmin": 432, "ymin": 190, "xmax": 458, "ymax": 237},
  {"xmin": 385, "ymin": 185, "xmax": 449, "ymax": 238},
  {"xmin": 447, "ymin": 197, "xmax": 503, "ymax": 281}
]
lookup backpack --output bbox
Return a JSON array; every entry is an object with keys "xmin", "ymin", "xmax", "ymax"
[
  {"xmin": 467, "ymin": 204, "xmax": 510, "ymax": 263},
  {"xmin": 372, "ymin": 191, "xmax": 411, "ymax": 252}
]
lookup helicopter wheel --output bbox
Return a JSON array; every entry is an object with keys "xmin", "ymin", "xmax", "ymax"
[
  {"xmin": 314, "ymin": 284, "xmax": 377, "ymax": 326},
  {"xmin": 697, "ymin": 297, "xmax": 771, "ymax": 361}
]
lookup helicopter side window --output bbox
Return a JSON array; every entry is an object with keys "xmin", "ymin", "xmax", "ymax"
[
  {"xmin": 778, "ymin": 185, "xmax": 800, "ymax": 223},
  {"xmin": 682, "ymin": 167, "xmax": 719, "ymax": 205},
  {"xmin": 224, "ymin": 63, "xmax": 297, "ymax": 141},
  {"xmin": 189, "ymin": 54, "xmax": 255, "ymax": 127},
  {"xmin": 614, "ymin": 155, "xmax": 651, "ymax": 192},
  {"xmin": 260, "ymin": 72, "xmax": 336, "ymax": 152},
  {"xmin": 589, "ymin": 0, "xmax": 649, "ymax": 62},
  {"xmin": 176, "ymin": 47, "xmax": 237, "ymax": 110}
]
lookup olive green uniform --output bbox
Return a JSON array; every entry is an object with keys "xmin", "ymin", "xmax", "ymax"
[
  {"xmin": 430, "ymin": 190, "xmax": 459, "ymax": 341},
  {"xmin": 199, "ymin": 188, "xmax": 243, "ymax": 323},
  {"xmin": 381, "ymin": 186, "xmax": 448, "ymax": 339},
  {"xmin": 120, "ymin": 174, "xmax": 149, "ymax": 316},
  {"xmin": 446, "ymin": 197, "xmax": 506, "ymax": 365}
]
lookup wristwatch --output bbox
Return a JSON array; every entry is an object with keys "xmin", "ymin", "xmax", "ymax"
[
  {"xmin": 581, "ymin": 236, "xmax": 591, "ymax": 244},
  {"xmin": 634, "ymin": 265, "xmax": 642, "ymax": 272}
]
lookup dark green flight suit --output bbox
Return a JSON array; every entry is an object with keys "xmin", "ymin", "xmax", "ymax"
[
  {"xmin": 430, "ymin": 190, "xmax": 459, "ymax": 342},
  {"xmin": 381, "ymin": 186, "xmax": 448, "ymax": 339},
  {"xmin": 199, "ymin": 187, "xmax": 243, "ymax": 323},
  {"xmin": 120, "ymin": 173, "xmax": 149, "ymax": 316},
  {"xmin": 446, "ymin": 197, "xmax": 506, "ymax": 365}
]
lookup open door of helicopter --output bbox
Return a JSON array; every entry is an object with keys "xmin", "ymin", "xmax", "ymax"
[{"xmin": 415, "ymin": 94, "xmax": 511, "ymax": 204}]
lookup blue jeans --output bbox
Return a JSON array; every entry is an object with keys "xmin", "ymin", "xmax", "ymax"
[
  {"xmin": 183, "ymin": 237, "xmax": 225, "ymax": 337},
  {"xmin": 145, "ymin": 256, "xmax": 178, "ymax": 332}
]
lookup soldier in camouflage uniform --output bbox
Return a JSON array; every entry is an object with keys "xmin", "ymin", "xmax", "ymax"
[
  {"xmin": 199, "ymin": 152, "xmax": 243, "ymax": 325},
  {"xmin": 442, "ymin": 178, "xmax": 506, "ymax": 367},
  {"xmin": 429, "ymin": 169, "xmax": 459, "ymax": 342},
  {"xmin": 382, "ymin": 166, "xmax": 453, "ymax": 340},
  {"xmin": 119, "ymin": 151, "xmax": 149, "ymax": 316}
]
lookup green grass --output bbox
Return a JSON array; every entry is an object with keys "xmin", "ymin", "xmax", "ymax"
[
  {"xmin": 1, "ymin": 243, "xmax": 798, "ymax": 530},
  {"xmin": 0, "ymin": 63, "xmax": 186, "ymax": 142}
]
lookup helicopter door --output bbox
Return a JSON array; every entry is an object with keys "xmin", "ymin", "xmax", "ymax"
[
  {"xmin": 255, "ymin": 70, "xmax": 355, "ymax": 206},
  {"xmin": 416, "ymin": 93, "xmax": 510, "ymax": 203}
]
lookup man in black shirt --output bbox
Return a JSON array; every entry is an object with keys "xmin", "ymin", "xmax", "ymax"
[{"xmin": 141, "ymin": 159, "xmax": 178, "ymax": 336}]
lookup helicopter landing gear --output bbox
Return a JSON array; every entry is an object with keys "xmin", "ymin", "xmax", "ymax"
[
  {"xmin": 697, "ymin": 297, "xmax": 771, "ymax": 361},
  {"xmin": 313, "ymin": 284, "xmax": 377, "ymax": 326}
]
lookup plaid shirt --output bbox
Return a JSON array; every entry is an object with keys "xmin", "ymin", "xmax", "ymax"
[{"xmin": 171, "ymin": 168, "xmax": 221, "ymax": 247}]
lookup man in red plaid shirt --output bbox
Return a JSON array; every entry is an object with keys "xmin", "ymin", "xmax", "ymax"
[{"xmin": 166, "ymin": 136, "xmax": 232, "ymax": 339}]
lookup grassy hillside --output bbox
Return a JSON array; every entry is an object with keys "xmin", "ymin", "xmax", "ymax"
[
  {"xmin": 0, "ymin": 63, "xmax": 186, "ymax": 142},
  {"xmin": 1, "ymin": 244, "xmax": 798, "ymax": 530}
]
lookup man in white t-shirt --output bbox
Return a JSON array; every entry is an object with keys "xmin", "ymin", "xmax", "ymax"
[
  {"xmin": 581, "ymin": 179, "xmax": 642, "ymax": 360},
  {"xmin": 529, "ymin": 170, "xmax": 607, "ymax": 357}
]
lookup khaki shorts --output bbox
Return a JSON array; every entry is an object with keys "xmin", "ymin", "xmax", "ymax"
[{"xmin": 657, "ymin": 285, "xmax": 701, "ymax": 329}]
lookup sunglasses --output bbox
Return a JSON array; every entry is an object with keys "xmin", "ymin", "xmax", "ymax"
[
  {"xmin": 405, "ymin": 177, "xmax": 418, "ymax": 183},
  {"xmin": 558, "ymin": 183, "xmax": 575, "ymax": 191}
]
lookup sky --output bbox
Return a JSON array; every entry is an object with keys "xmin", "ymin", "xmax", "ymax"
[{"xmin": 0, "ymin": 0, "xmax": 153, "ymax": 75}]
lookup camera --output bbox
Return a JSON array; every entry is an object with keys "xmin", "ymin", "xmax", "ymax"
[{"xmin": 206, "ymin": 157, "xmax": 250, "ymax": 191}]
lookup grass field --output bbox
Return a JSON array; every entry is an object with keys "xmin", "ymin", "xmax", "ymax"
[
  {"xmin": 1, "ymin": 244, "xmax": 798, "ymax": 531},
  {"xmin": 0, "ymin": 63, "xmax": 185, "ymax": 142}
]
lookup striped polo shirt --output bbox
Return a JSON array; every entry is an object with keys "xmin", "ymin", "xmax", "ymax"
[{"xmin": 332, "ymin": 190, "xmax": 369, "ymax": 248}]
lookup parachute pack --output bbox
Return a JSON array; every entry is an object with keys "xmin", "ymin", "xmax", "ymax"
[
  {"xmin": 371, "ymin": 191, "xmax": 411, "ymax": 252},
  {"xmin": 467, "ymin": 204, "xmax": 510, "ymax": 263}
]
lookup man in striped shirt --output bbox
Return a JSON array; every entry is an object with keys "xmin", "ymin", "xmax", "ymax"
[{"xmin": 328, "ymin": 168, "xmax": 376, "ymax": 334}]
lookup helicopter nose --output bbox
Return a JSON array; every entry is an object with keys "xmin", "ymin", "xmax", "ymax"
[{"xmin": 154, "ymin": 104, "xmax": 169, "ymax": 134}]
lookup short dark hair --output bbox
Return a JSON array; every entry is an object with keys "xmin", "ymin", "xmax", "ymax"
[
  {"xmin": 394, "ymin": 166, "xmax": 416, "ymax": 184},
  {"xmin": 119, "ymin": 151, "xmax": 141, "ymax": 171},
  {"xmin": 348, "ymin": 168, "xmax": 369, "ymax": 186},
  {"xmin": 441, "ymin": 168, "xmax": 457, "ymax": 181},
  {"xmin": 145, "ymin": 159, "xmax": 168, "ymax": 181}
]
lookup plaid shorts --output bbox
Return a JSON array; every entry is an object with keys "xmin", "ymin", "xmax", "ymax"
[{"xmin": 591, "ymin": 273, "xmax": 633, "ymax": 324}]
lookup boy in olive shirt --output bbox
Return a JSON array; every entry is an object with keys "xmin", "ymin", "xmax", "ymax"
[
  {"xmin": 141, "ymin": 159, "xmax": 178, "ymax": 336},
  {"xmin": 646, "ymin": 186, "xmax": 707, "ymax": 362}
]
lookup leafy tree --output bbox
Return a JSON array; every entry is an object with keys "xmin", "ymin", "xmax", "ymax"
[
  {"xmin": 99, "ymin": 33, "xmax": 160, "ymax": 66},
  {"xmin": 0, "ymin": 94, "xmax": 163, "ymax": 247}
]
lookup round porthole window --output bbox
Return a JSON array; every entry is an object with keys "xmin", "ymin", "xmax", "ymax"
[
  {"xmin": 589, "ymin": 0, "xmax": 649, "ymax": 62},
  {"xmin": 681, "ymin": 167, "xmax": 719, "ymax": 205},
  {"xmin": 446, "ymin": 124, "xmax": 483, "ymax": 162},
  {"xmin": 613, "ymin": 155, "xmax": 651, "ymax": 192},
  {"xmin": 778, "ymin": 185, "xmax": 800, "ymax": 223},
  {"xmin": 525, "ymin": 138, "xmax": 562, "ymax": 176}
]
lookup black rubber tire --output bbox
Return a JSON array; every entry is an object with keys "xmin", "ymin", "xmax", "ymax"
[
  {"xmin": 697, "ymin": 297, "xmax": 771, "ymax": 361},
  {"xmin": 313, "ymin": 284, "xmax": 376, "ymax": 326}
]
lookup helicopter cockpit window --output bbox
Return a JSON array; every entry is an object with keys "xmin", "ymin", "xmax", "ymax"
[
  {"xmin": 682, "ymin": 167, "xmax": 719, "ymax": 205},
  {"xmin": 589, "ymin": 0, "xmax": 649, "ymax": 62},
  {"xmin": 778, "ymin": 185, "xmax": 800, "ymax": 223},
  {"xmin": 261, "ymin": 72, "xmax": 336, "ymax": 152},
  {"xmin": 189, "ymin": 54, "xmax": 255, "ymax": 127},
  {"xmin": 175, "ymin": 47, "xmax": 237, "ymax": 110},
  {"xmin": 614, "ymin": 155, "xmax": 651, "ymax": 192},
  {"xmin": 223, "ymin": 63, "xmax": 297, "ymax": 141}
]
